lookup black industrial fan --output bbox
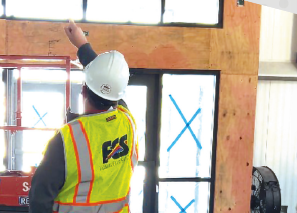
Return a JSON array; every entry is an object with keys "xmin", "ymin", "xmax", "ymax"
[{"xmin": 251, "ymin": 166, "xmax": 281, "ymax": 213}]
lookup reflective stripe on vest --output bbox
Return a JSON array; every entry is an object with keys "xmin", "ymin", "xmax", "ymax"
[
  {"xmin": 53, "ymin": 194, "xmax": 130, "ymax": 213},
  {"xmin": 118, "ymin": 107, "xmax": 138, "ymax": 170},
  {"xmin": 68, "ymin": 120, "xmax": 94, "ymax": 203},
  {"xmin": 54, "ymin": 107, "xmax": 137, "ymax": 213}
]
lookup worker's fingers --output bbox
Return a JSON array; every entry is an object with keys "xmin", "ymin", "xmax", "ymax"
[
  {"xmin": 64, "ymin": 27, "xmax": 72, "ymax": 38},
  {"xmin": 77, "ymin": 27, "xmax": 83, "ymax": 34},
  {"xmin": 64, "ymin": 20, "xmax": 87, "ymax": 48},
  {"xmin": 69, "ymin": 19, "xmax": 76, "ymax": 29},
  {"xmin": 64, "ymin": 26, "xmax": 70, "ymax": 34}
]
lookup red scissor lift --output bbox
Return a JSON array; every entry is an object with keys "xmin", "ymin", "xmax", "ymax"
[{"xmin": 0, "ymin": 55, "xmax": 72, "ymax": 212}]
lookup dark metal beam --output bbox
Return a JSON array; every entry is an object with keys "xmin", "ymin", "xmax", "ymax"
[
  {"xmin": 259, "ymin": 76, "xmax": 297, "ymax": 81},
  {"xmin": 83, "ymin": 0, "xmax": 87, "ymax": 21},
  {"xmin": 1, "ymin": 0, "xmax": 6, "ymax": 17}
]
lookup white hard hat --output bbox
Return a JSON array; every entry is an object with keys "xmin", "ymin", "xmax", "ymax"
[{"xmin": 85, "ymin": 50, "xmax": 129, "ymax": 101}]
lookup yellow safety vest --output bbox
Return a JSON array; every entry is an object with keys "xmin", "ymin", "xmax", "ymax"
[{"xmin": 53, "ymin": 106, "xmax": 138, "ymax": 213}]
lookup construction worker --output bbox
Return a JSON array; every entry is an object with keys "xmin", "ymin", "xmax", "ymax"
[{"xmin": 29, "ymin": 20, "xmax": 138, "ymax": 213}]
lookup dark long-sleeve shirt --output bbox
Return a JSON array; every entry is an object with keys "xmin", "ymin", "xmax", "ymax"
[{"xmin": 29, "ymin": 44, "xmax": 127, "ymax": 213}]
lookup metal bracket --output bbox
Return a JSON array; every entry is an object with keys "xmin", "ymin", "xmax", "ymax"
[
  {"xmin": 237, "ymin": 0, "xmax": 244, "ymax": 7},
  {"xmin": 83, "ymin": 31, "xmax": 89, "ymax": 36}
]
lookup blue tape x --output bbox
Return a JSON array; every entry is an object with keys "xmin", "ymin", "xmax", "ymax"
[
  {"xmin": 171, "ymin": 196, "xmax": 195, "ymax": 213},
  {"xmin": 167, "ymin": 95, "xmax": 202, "ymax": 152},
  {"xmin": 32, "ymin": 105, "xmax": 48, "ymax": 127}
]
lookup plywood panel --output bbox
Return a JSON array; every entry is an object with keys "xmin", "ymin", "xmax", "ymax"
[
  {"xmin": 0, "ymin": 20, "xmax": 6, "ymax": 55},
  {"xmin": 7, "ymin": 21, "xmax": 211, "ymax": 69},
  {"xmin": 7, "ymin": 21, "xmax": 77, "ymax": 58},
  {"xmin": 209, "ymin": 1, "xmax": 261, "ymax": 75},
  {"xmin": 111, "ymin": 26, "xmax": 211, "ymax": 69},
  {"xmin": 215, "ymin": 74, "xmax": 257, "ymax": 213},
  {"xmin": 73, "ymin": 23, "xmax": 117, "ymax": 55}
]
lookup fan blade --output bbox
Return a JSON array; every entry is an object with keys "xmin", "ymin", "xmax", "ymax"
[{"xmin": 252, "ymin": 176, "xmax": 261, "ymax": 197}]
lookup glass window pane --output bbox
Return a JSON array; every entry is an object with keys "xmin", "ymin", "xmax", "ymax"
[
  {"xmin": 70, "ymin": 71, "xmax": 85, "ymax": 115},
  {"xmin": 164, "ymin": 0, "xmax": 219, "ymax": 24},
  {"xmin": 159, "ymin": 74, "xmax": 216, "ymax": 178},
  {"xmin": 21, "ymin": 69, "xmax": 67, "ymax": 83},
  {"xmin": 5, "ymin": 129, "xmax": 55, "ymax": 171},
  {"xmin": 87, "ymin": 0, "xmax": 161, "ymax": 24},
  {"xmin": 20, "ymin": 69, "xmax": 67, "ymax": 170},
  {"xmin": 123, "ymin": 86, "xmax": 147, "ymax": 161},
  {"xmin": 21, "ymin": 69, "xmax": 66, "ymax": 129},
  {"xmin": 9, "ymin": 69, "xmax": 86, "ymax": 171},
  {"xmin": 6, "ymin": 0, "xmax": 83, "ymax": 20},
  {"xmin": 22, "ymin": 130, "xmax": 56, "ymax": 170},
  {"xmin": 22, "ymin": 92, "xmax": 64, "ymax": 128},
  {"xmin": 0, "ymin": 69, "xmax": 5, "ymax": 171},
  {"xmin": 0, "ymin": 130, "xmax": 4, "ymax": 171},
  {"xmin": 130, "ymin": 166, "xmax": 145, "ymax": 213},
  {"xmin": 0, "ymin": 4, "xmax": 3, "ymax": 16},
  {"xmin": 159, "ymin": 182, "xmax": 210, "ymax": 213}
]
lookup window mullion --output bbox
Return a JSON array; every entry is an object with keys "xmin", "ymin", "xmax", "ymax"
[
  {"xmin": 161, "ymin": 0, "xmax": 165, "ymax": 24},
  {"xmin": 2, "ymin": 0, "xmax": 6, "ymax": 17},
  {"xmin": 83, "ymin": 0, "xmax": 87, "ymax": 21}
]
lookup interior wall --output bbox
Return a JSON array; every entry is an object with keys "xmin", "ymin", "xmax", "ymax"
[
  {"xmin": 0, "ymin": 1, "xmax": 262, "ymax": 212},
  {"xmin": 256, "ymin": 5, "xmax": 297, "ymax": 213},
  {"xmin": 259, "ymin": 5, "xmax": 296, "ymax": 62},
  {"xmin": 254, "ymin": 80, "xmax": 297, "ymax": 213}
]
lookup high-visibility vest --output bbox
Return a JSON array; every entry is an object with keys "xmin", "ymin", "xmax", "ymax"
[{"xmin": 53, "ymin": 106, "xmax": 138, "ymax": 213}]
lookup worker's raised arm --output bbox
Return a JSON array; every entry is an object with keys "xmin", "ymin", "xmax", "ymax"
[
  {"xmin": 77, "ymin": 43, "xmax": 98, "ymax": 67},
  {"xmin": 64, "ymin": 20, "xmax": 87, "ymax": 49},
  {"xmin": 64, "ymin": 20, "xmax": 128, "ymax": 109},
  {"xmin": 64, "ymin": 20, "xmax": 97, "ymax": 67}
]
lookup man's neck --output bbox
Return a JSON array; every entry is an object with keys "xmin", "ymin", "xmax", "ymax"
[
  {"xmin": 84, "ymin": 109, "xmax": 109, "ymax": 114},
  {"xmin": 84, "ymin": 98, "xmax": 117, "ymax": 114},
  {"xmin": 84, "ymin": 104, "xmax": 115, "ymax": 114}
]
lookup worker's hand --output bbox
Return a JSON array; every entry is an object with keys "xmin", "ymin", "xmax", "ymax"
[{"xmin": 64, "ymin": 20, "xmax": 88, "ymax": 49}]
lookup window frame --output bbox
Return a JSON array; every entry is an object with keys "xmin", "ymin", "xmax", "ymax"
[
  {"xmin": 0, "ymin": 55, "xmax": 72, "ymax": 171},
  {"xmin": 129, "ymin": 69, "xmax": 220, "ymax": 213},
  {"xmin": 1, "ymin": 67, "xmax": 220, "ymax": 212},
  {"xmin": 0, "ymin": 0, "xmax": 224, "ymax": 28}
]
